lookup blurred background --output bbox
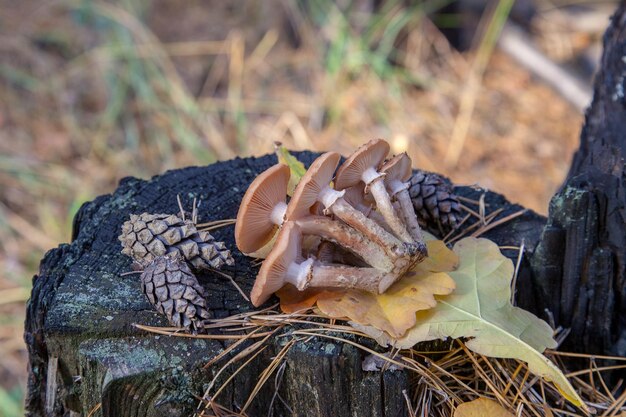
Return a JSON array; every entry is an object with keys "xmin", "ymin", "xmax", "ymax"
[{"xmin": 0, "ymin": 0, "xmax": 617, "ymax": 414}]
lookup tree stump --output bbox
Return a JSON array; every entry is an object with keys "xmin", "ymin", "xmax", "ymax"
[{"xmin": 24, "ymin": 151, "xmax": 542, "ymax": 417}]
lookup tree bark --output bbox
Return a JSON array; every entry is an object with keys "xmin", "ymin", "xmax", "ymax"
[{"xmin": 529, "ymin": 3, "xmax": 626, "ymax": 356}]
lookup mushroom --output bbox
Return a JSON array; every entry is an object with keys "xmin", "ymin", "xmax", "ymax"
[
  {"xmin": 334, "ymin": 139, "xmax": 417, "ymax": 251},
  {"xmin": 379, "ymin": 153, "xmax": 426, "ymax": 252},
  {"xmin": 235, "ymin": 164, "xmax": 290, "ymax": 256},
  {"xmin": 315, "ymin": 239, "xmax": 368, "ymax": 267},
  {"xmin": 235, "ymin": 163, "xmax": 393, "ymax": 271},
  {"xmin": 342, "ymin": 183, "xmax": 393, "ymax": 234},
  {"xmin": 250, "ymin": 221, "xmax": 397, "ymax": 306},
  {"xmin": 285, "ymin": 151, "xmax": 412, "ymax": 273}
]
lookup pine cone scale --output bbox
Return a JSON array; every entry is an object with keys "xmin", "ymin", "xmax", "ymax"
[
  {"xmin": 119, "ymin": 212, "xmax": 234, "ymax": 269},
  {"xmin": 140, "ymin": 254, "xmax": 210, "ymax": 333}
]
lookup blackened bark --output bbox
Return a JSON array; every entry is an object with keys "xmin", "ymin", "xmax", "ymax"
[{"xmin": 531, "ymin": 4, "xmax": 626, "ymax": 356}]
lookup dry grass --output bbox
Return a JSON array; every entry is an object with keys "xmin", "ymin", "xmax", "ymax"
[{"xmin": 0, "ymin": 0, "xmax": 611, "ymax": 415}]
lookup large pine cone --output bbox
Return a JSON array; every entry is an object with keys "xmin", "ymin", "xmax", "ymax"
[
  {"xmin": 119, "ymin": 213, "xmax": 234, "ymax": 270},
  {"xmin": 408, "ymin": 171, "xmax": 462, "ymax": 235},
  {"xmin": 141, "ymin": 254, "xmax": 210, "ymax": 332}
]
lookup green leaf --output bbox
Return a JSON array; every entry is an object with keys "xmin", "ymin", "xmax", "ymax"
[
  {"xmin": 274, "ymin": 142, "xmax": 307, "ymax": 196},
  {"xmin": 364, "ymin": 237, "xmax": 588, "ymax": 411}
]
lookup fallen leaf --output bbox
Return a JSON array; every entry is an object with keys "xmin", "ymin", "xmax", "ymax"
[
  {"xmin": 366, "ymin": 237, "xmax": 587, "ymax": 410},
  {"xmin": 418, "ymin": 236, "xmax": 459, "ymax": 272},
  {"xmin": 276, "ymin": 285, "xmax": 336, "ymax": 313},
  {"xmin": 316, "ymin": 269, "xmax": 456, "ymax": 338},
  {"xmin": 454, "ymin": 398, "xmax": 514, "ymax": 417},
  {"xmin": 274, "ymin": 143, "xmax": 306, "ymax": 196}
]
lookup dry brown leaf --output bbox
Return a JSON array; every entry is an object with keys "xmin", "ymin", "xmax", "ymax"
[
  {"xmin": 454, "ymin": 398, "xmax": 514, "ymax": 417},
  {"xmin": 276, "ymin": 285, "xmax": 336, "ymax": 313}
]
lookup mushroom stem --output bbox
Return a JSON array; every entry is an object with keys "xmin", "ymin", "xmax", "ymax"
[
  {"xmin": 286, "ymin": 258, "xmax": 315, "ymax": 290},
  {"xmin": 368, "ymin": 178, "xmax": 414, "ymax": 243},
  {"xmin": 367, "ymin": 209, "xmax": 394, "ymax": 234},
  {"xmin": 270, "ymin": 202, "xmax": 288, "ymax": 225},
  {"xmin": 395, "ymin": 190, "xmax": 426, "ymax": 250},
  {"xmin": 342, "ymin": 186, "xmax": 395, "ymax": 234},
  {"xmin": 327, "ymin": 198, "xmax": 412, "ymax": 274},
  {"xmin": 297, "ymin": 215, "xmax": 394, "ymax": 272},
  {"xmin": 308, "ymin": 263, "xmax": 396, "ymax": 294}
]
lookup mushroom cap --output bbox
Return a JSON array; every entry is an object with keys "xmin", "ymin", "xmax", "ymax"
[
  {"xmin": 380, "ymin": 153, "xmax": 412, "ymax": 184},
  {"xmin": 285, "ymin": 152, "xmax": 341, "ymax": 220},
  {"xmin": 315, "ymin": 240, "xmax": 336, "ymax": 263},
  {"xmin": 334, "ymin": 138, "xmax": 390, "ymax": 190},
  {"xmin": 235, "ymin": 164, "xmax": 290, "ymax": 254},
  {"xmin": 342, "ymin": 182, "xmax": 375, "ymax": 208},
  {"xmin": 250, "ymin": 221, "xmax": 302, "ymax": 306}
]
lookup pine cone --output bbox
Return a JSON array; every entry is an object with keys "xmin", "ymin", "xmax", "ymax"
[
  {"xmin": 141, "ymin": 254, "xmax": 210, "ymax": 332},
  {"xmin": 119, "ymin": 213, "xmax": 234, "ymax": 270},
  {"xmin": 408, "ymin": 171, "xmax": 462, "ymax": 235}
]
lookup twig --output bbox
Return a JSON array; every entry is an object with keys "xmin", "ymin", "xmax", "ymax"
[
  {"xmin": 511, "ymin": 239, "xmax": 525, "ymax": 305},
  {"xmin": 471, "ymin": 209, "xmax": 526, "ymax": 237},
  {"xmin": 197, "ymin": 219, "xmax": 236, "ymax": 231},
  {"xmin": 0, "ymin": 287, "xmax": 31, "ymax": 305},
  {"xmin": 86, "ymin": 403, "xmax": 102, "ymax": 417}
]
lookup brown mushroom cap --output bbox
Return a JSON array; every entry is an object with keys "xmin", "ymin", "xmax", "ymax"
[
  {"xmin": 285, "ymin": 152, "xmax": 341, "ymax": 220},
  {"xmin": 342, "ymin": 182, "xmax": 375, "ymax": 209},
  {"xmin": 250, "ymin": 221, "xmax": 302, "ymax": 306},
  {"xmin": 235, "ymin": 164, "xmax": 290, "ymax": 254},
  {"xmin": 334, "ymin": 139, "xmax": 390, "ymax": 190},
  {"xmin": 380, "ymin": 153, "xmax": 412, "ymax": 185}
]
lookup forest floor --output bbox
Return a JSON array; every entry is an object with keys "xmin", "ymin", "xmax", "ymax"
[{"xmin": 0, "ymin": 0, "xmax": 613, "ymax": 414}]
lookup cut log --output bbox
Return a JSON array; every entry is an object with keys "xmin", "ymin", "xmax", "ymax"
[{"xmin": 24, "ymin": 151, "xmax": 541, "ymax": 417}]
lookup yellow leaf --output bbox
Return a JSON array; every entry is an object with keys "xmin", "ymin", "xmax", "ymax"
[
  {"xmin": 274, "ymin": 142, "xmax": 306, "ymax": 196},
  {"xmin": 316, "ymin": 269, "xmax": 456, "ymax": 338},
  {"xmin": 454, "ymin": 398, "xmax": 514, "ymax": 417},
  {"xmin": 369, "ymin": 237, "xmax": 587, "ymax": 411},
  {"xmin": 416, "ymin": 238, "xmax": 459, "ymax": 273}
]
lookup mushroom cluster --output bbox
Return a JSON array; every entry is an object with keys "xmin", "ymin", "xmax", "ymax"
[{"xmin": 235, "ymin": 139, "xmax": 428, "ymax": 307}]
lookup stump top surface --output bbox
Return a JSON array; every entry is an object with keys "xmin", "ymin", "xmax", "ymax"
[
  {"xmin": 41, "ymin": 151, "xmax": 543, "ymax": 338},
  {"xmin": 27, "ymin": 151, "xmax": 545, "ymax": 416},
  {"xmin": 44, "ymin": 152, "xmax": 319, "ymax": 338}
]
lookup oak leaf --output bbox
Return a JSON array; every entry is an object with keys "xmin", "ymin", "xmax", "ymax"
[
  {"xmin": 360, "ymin": 237, "xmax": 587, "ymax": 410},
  {"xmin": 454, "ymin": 398, "xmax": 514, "ymax": 417}
]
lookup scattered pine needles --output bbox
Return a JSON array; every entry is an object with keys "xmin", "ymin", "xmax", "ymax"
[{"xmin": 136, "ymin": 307, "xmax": 626, "ymax": 417}]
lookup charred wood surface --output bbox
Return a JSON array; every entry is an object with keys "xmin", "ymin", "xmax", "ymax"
[{"xmin": 530, "ymin": 4, "xmax": 626, "ymax": 356}]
